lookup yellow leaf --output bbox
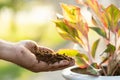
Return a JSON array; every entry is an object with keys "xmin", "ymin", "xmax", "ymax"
[
  {"xmin": 57, "ymin": 49, "xmax": 79, "ymax": 57},
  {"xmin": 75, "ymin": 53, "xmax": 89, "ymax": 68},
  {"xmin": 61, "ymin": 3, "xmax": 81, "ymax": 23}
]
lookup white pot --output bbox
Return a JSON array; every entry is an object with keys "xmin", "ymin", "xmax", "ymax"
[{"xmin": 62, "ymin": 66, "xmax": 120, "ymax": 80}]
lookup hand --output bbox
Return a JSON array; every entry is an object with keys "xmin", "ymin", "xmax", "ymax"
[{"xmin": 1, "ymin": 40, "xmax": 74, "ymax": 72}]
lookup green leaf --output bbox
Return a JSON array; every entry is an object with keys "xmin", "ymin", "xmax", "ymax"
[
  {"xmin": 54, "ymin": 19, "xmax": 84, "ymax": 46},
  {"xmin": 104, "ymin": 43, "xmax": 116, "ymax": 54},
  {"xmin": 90, "ymin": 27, "xmax": 107, "ymax": 38},
  {"xmin": 54, "ymin": 20, "xmax": 77, "ymax": 40},
  {"xmin": 91, "ymin": 63, "xmax": 99, "ymax": 69},
  {"xmin": 87, "ymin": 63, "xmax": 100, "ymax": 76},
  {"xmin": 57, "ymin": 49, "xmax": 79, "ymax": 57},
  {"xmin": 100, "ymin": 44, "xmax": 116, "ymax": 65},
  {"xmin": 105, "ymin": 4, "xmax": 120, "ymax": 32},
  {"xmin": 75, "ymin": 53, "xmax": 89, "ymax": 68},
  {"xmin": 61, "ymin": 3, "xmax": 89, "ymax": 39},
  {"xmin": 91, "ymin": 39, "xmax": 100, "ymax": 58},
  {"xmin": 100, "ymin": 43, "xmax": 115, "ymax": 57}
]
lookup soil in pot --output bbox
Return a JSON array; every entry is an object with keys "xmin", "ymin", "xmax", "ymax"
[
  {"xmin": 71, "ymin": 67, "xmax": 89, "ymax": 74},
  {"xmin": 71, "ymin": 67, "xmax": 120, "ymax": 76}
]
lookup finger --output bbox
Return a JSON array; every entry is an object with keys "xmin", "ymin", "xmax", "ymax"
[
  {"xmin": 29, "ymin": 59, "xmax": 74, "ymax": 72},
  {"xmin": 46, "ymin": 60, "xmax": 69, "ymax": 71},
  {"xmin": 18, "ymin": 40, "xmax": 38, "ymax": 53},
  {"xmin": 27, "ymin": 58, "xmax": 75, "ymax": 72},
  {"xmin": 55, "ymin": 59, "xmax": 75, "ymax": 70},
  {"xmin": 29, "ymin": 61, "xmax": 50, "ymax": 72},
  {"xmin": 44, "ymin": 59, "xmax": 75, "ymax": 71}
]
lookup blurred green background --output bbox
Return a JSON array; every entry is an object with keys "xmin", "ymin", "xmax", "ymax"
[{"xmin": 0, "ymin": 0, "xmax": 76, "ymax": 80}]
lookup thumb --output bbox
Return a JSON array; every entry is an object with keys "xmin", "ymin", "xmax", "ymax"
[
  {"xmin": 18, "ymin": 40, "xmax": 38, "ymax": 53},
  {"xmin": 18, "ymin": 40, "xmax": 54, "ymax": 54}
]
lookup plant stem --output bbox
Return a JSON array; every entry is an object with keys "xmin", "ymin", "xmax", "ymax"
[
  {"xmin": 87, "ymin": 37, "xmax": 93, "ymax": 64},
  {"xmin": 111, "ymin": 33, "xmax": 119, "ymax": 76},
  {"xmin": 113, "ymin": 33, "xmax": 118, "ymax": 63},
  {"xmin": 107, "ymin": 29, "xmax": 111, "ymax": 75},
  {"xmin": 111, "ymin": 63, "xmax": 119, "ymax": 76},
  {"xmin": 101, "ymin": 66, "xmax": 107, "ymax": 76},
  {"xmin": 114, "ymin": 32, "xmax": 118, "ymax": 58},
  {"xmin": 115, "ymin": 32, "xmax": 117, "ymax": 48},
  {"xmin": 108, "ymin": 29, "xmax": 111, "ymax": 41}
]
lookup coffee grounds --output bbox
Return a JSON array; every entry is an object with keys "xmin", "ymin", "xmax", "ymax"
[
  {"xmin": 35, "ymin": 52, "xmax": 73, "ymax": 64},
  {"xmin": 32, "ymin": 47, "xmax": 74, "ymax": 64}
]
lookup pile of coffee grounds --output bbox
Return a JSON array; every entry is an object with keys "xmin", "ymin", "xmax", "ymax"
[
  {"xmin": 35, "ymin": 52, "xmax": 73, "ymax": 64},
  {"xmin": 32, "ymin": 47, "xmax": 74, "ymax": 64}
]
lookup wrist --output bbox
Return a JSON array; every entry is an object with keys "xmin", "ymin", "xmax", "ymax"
[{"xmin": 0, "ymin": 40, "xmax": 15, "ymax": 61}]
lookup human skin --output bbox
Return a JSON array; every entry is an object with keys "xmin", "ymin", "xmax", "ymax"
[{"xmin": 0, "ymin": 40, "xmax": 74, "ymax": 72}]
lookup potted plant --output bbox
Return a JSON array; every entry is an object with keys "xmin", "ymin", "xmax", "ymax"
[{"xmin": 54, "ymin": 0, "xmax": 120, "ymax": 80}]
